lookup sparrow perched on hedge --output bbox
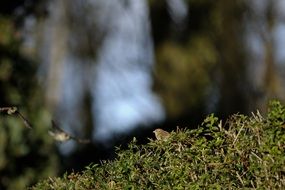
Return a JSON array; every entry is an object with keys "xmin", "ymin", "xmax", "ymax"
[
  {"xmin": 153, "ymin": 128, "xmax": 170, "ymax": 141},
  {"xmin": 48, "ymin": 120, "xmax": 90, "ymax": 144},
  {"xmin": 0, "ymin": 106, "xmax": 32, "ymax": 129}
]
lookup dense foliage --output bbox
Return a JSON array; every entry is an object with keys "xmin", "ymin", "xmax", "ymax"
[{"xmin": 32, "ymin": 100, "xmax": 285, "ymax": 189}]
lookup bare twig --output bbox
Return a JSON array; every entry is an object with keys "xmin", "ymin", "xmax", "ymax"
[
  {"xmin": 251, "ymin": 111, "xmax": 264, "ymax": 122},
  {"xmin": 236, "ymin": 171, "xmax": 244, "ymax": 186},
  {"xmin": 233, "ymin": 123, "xmax": 244, "ymax": 145},
  {"xmin": 251, "ymin": 151, "xmax": 263, "ymax": 162}
]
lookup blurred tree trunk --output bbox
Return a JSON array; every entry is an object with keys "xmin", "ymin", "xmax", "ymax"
[
  {"xmin": 212, "ymin": 0, "xmax": 250, "ymax": 117},
  {"xmin": 260, "ymin": 0, "xmax": 285, "ymax": 112}
]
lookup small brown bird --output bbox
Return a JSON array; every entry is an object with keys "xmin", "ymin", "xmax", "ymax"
[
  {"xmin": 0, "ymin": 106, "xmax": 32, "ymax": 129},
  {"xmin": 48, "ymin": 120, "xmax": 90, "ymax": 144},
  {"xmin": 153, "ymin": 128, "xmax": 170, "ymax": 141}
]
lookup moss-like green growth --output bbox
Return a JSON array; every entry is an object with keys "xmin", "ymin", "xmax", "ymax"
[{"xmin": 32, "ymin": 100, "xmax": 285, "ymax": 189}]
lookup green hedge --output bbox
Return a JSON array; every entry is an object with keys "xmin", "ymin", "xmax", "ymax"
[{"xmin": 32, "ymin": 100, "xmax": 285, "ymax": 189}]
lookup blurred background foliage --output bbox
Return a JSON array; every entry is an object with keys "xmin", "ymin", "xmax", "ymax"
[
  {"xmin": 153, "ymin": 0, "xmax": 249, "ymax": 121},
  {"xmin": 0, "ymin": 0, "xmax": 285, "ymax": 189},
  {"xmin": 152, "ymin": 0, "xmax": 285, "ymax": 123},
  {"xmin": 0, "ymin": 2, "xmax": 58, "ymax": 189}
]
